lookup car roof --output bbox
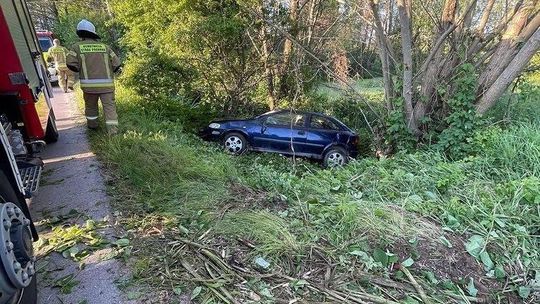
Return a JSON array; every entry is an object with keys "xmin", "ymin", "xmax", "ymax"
[{"xmin": 261, "ymin": 109, "xmax": 331, "ymax": 117}]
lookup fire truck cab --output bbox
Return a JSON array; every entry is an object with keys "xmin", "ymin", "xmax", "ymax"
[{"xmin": 0, "ymin": 0, "xmax": 59, "ymax": 302}]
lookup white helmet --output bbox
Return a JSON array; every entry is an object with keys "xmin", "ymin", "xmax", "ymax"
[{"xmin": 76, "ymin": 19, "xmax": 97, "ymax": 35}]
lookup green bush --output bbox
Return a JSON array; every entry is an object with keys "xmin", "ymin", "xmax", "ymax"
[{"xmin": 435, "ymin": 64, "xmax": 485, "ymax": 159}]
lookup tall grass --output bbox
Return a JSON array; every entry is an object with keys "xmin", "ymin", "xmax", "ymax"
[{"xmin": 87, "ymin": 87, "xmax": 238, "ymax": 223}]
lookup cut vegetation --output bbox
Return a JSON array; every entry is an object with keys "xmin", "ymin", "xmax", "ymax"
[{"xmin": 83, "ymin": 81, "xmax": 540, "ymax": 303}]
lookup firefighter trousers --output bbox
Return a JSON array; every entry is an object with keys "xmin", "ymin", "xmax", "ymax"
[
  {"xmin": 57, "ymin": 68, "xmax": 74, "ymax": 92},
  {"xmin": 83, "ymin": 92, "xmax": 119, "ymax": 134}
]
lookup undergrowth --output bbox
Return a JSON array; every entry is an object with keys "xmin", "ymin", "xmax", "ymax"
[{"xmin": 85, "ymin": 84, "xmax": 539, "ymax": 303}]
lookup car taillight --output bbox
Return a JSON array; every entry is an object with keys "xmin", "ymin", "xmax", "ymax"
[{"xmin": 351, "ymin": 136, "xmax": 359, "ymax": 146}]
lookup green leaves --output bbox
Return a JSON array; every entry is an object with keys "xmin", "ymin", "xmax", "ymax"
[
  {"xmin": 465, "ymin": 235, "xmax": 485, "ymax": 258},
  {"xmin": 191, "ymin": 286, "xmax": 202, "ymax": 300},
  {"xmin": 349, "ymin": 250, "xmax": 379, "ymax": 271},
  {"xmin": 289, "ymin": 279, "xmax": 308, "ymax": 291},
  {"xmin": 372, "ymin": 248, "xmax": 398, "ymax": 267},
  {"xmin": 62, "ymin": 246, "xmax": 80, "ymax": 259},
  {"xmin": 434, "ymin": 64, "xmax": 485, "ymax": 159},
  {"xmin": 479, "ymin": 251, "xmax": 494, "ymax": 271},
  {"xmin": 53, "ymin": 274, "xmax": 80, "ymax": 294},
  {"xmin": 517, "ymin": 286, "xmax": 531, "ymax": 299},
  {"xmin": 494, "ymin": 265, "xmax": 506, "ymax": 279},
  {"xmin": 401, "ymin": 257, "xmax": 414, "ymax": 267},
  {"xmin": 114, "ymin": 238, "xmax": 130, "ymax": 247},
  {"xmin": 467, "ymin": 278, "xmax": 478, "ymax": 297},
  {"xmin": 464, "ymin": 235, "xmax": 498, "ymax": 273}
]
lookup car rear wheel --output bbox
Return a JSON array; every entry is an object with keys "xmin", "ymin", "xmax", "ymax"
[
  {"xmin": 223, "ymin": 133, "xmax": 247, "ymax": 155},
  {"xmin": 0, "ymin": 171, "xmax": 37, "ymax": 304},
  {"xmin": 323, "ymin": 147, "xmax": 348, "ymax": 168}
]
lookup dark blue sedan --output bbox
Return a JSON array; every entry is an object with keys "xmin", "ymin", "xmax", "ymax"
[{"xmin": 202, "ymin": 110, "xmax": 359, "ymax": 167}]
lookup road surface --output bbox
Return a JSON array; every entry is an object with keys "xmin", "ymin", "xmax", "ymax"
[{"xmin": 30, "ymin": 87, "xmax": 132, "ymax": 304}]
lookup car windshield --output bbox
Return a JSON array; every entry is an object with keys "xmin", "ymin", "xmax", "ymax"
[{"xmin": 38, "ymin": 38, "xmax": 53, "ymax": 52}]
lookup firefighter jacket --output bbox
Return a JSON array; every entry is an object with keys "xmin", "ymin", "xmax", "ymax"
[
  {"xmin": 48, "ymin": 45, "xmax": 69, "ymax": 69},
  {"xmin": 66, "ymin": 38, "xmax": 121, "ymax": 94}
]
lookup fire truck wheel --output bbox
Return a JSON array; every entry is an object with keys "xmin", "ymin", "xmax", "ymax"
[
  {"xmin": 18, "ymin": 275, "xmax": 36, "ymax": 304},
  {"xmin": 0, "ymin": 172, "xmax": 37, "ymax": 304},
  {"xmin": 44, "ymin": 113, "xmax": 59, "ymax": 143}
]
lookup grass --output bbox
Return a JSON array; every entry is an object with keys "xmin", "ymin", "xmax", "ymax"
[
  {"xmin": 83, "ymin": 82, "xmax": 540, "ymax": 303},
  {"xmin": 316, "ymin": 77, "xmax": 385, "ymax": 101}
]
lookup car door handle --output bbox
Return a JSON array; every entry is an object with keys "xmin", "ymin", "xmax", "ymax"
[{"xmin": 298, "ymin": 131, "xmax": 305, "ymax": 135}]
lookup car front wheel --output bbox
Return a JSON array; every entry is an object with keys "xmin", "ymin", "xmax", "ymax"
[
  {"xmin": 223, "ymin": 132, "xmax": 247, "ymax": 155},
  {"xmin": 323, "ymin": 147, "xmax": 348, "ymax": 168}
]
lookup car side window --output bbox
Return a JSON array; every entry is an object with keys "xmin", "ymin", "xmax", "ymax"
[
  {"xmin": 310, "ymin": 116, "xmax": 339, "ymax": 130},
  {"xmin": 265, "ymin": 113, "xmax": 306, "ymax": 127}
]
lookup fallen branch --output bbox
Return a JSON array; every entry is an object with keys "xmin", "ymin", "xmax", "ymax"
[
  {"xmin": 445, "ymin": 291, "xmax": 486, "ymax": 303},
  {"xmin": 342, "ymin": 288, "xmax": 401, "ymax": 304},
  {"xmin": 306, "ymin": 285, "xmax": 356, "ymax": 303},
  {"xmin": 180, "ymin": 259, "xmax": 232, "ymax": 304},
  {"xmin": 205, "ymin": 262, "xmax": 239, "ymax": 304},
  {"xmin": 401, "ymin": 267, "xmax": 431, "ymax": 304}
]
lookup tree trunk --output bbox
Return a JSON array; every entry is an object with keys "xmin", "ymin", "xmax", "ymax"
[
  {"xmin": 477, "ymin": 0, "xmax": 495, "ymax": 34},
  {"xmin": 332, "ymin": 50, "xmax": 349, "ymax": 86},
  {"xmin": 477, "ymin": 2, "xmax": 532, "ymax": 94},
  {"xmin": 418, "ymin": 0, "xmax": 457, "ymax": 124},
  {"xmin": 476, "ymin": 27, "xmax": 540, "ymax": 114},
  {"xmin": 467, "ymin": 0, "xmax": 496, "ymax": 59},
  {"xmin": 397, "ymin": 0, "xmax": 420, "ymax": 135},
  {"xmin": 369, "ymin": 0, "xmax": 394, "ymax": 112},
  {"xmin": 306, "ymin": 0, "xmax": 319, "ymax": 47},
  {"xmin": 278, "ymin": 0, "xmax": 299, "ymax": 99},
  {"xmin": 261, "ymin": 27, "xmax": 276, "ymax": 110}
]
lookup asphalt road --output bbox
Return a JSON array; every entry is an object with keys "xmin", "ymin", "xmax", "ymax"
[{"xmin": 30, "ymin": 87, "xmax": 133, "ymax": 304}]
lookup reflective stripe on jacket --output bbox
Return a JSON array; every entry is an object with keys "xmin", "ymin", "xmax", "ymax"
[
  {"xmin": 48, "ymin": 45, "xmax": 68, "ymax": 69},
  {"xmin": 66, "ymin": 39, "xmax": 121, "ymax": 94}
]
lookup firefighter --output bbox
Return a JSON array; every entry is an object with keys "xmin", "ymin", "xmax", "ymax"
[
  {"xmin": 48, "ymin": 39, "xmax": 74, "ymax": 93},
  {"xmin": 66, "ymin": 19, "xmax": 121, "ymax": 135}
]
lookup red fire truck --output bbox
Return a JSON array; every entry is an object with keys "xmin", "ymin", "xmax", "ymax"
[{"xmin": 1, "ymin": 0, "xmax": 60, "ymax": 302}]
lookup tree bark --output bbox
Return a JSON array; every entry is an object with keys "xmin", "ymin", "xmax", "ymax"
[
  {"xmin": 278, "ymin": 0, "xmax": 299, "ymax": 99},
  {"xmin": 477, "ymin": 0, "xmax": 496, "ymax": 34},
  {"xmin": 477, "ymin": 2, "xmax": 532, "ymax": 94},
  {"xmin": 476, "ymin": 27, "xmax": 540, "ymax": 114},
  {"xmin": 397, "ymin": 0, "xmax": 420, "ymax": 135},
  {"xmin": 261, "ymin": 26, "xmax": 276, "ymax": 110},
  {"xmin": 306, "ymin": 0, "xmax": 319, "ymax": 47},
  {"xmin": 518, "ymin": 11, "xmax": 540, "ymax": 42},
  {"xmin": 417, "ymin": 0, "xmax": 458, "ymax": 123},
  {"xmin": 369, "ymin": 0, "xmax": 394, "ymax": 112}
]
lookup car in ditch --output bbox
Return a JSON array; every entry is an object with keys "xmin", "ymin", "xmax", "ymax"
[{"xmin": 202, "ymin": 110, "xmax": 359, "ymax": 167}]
